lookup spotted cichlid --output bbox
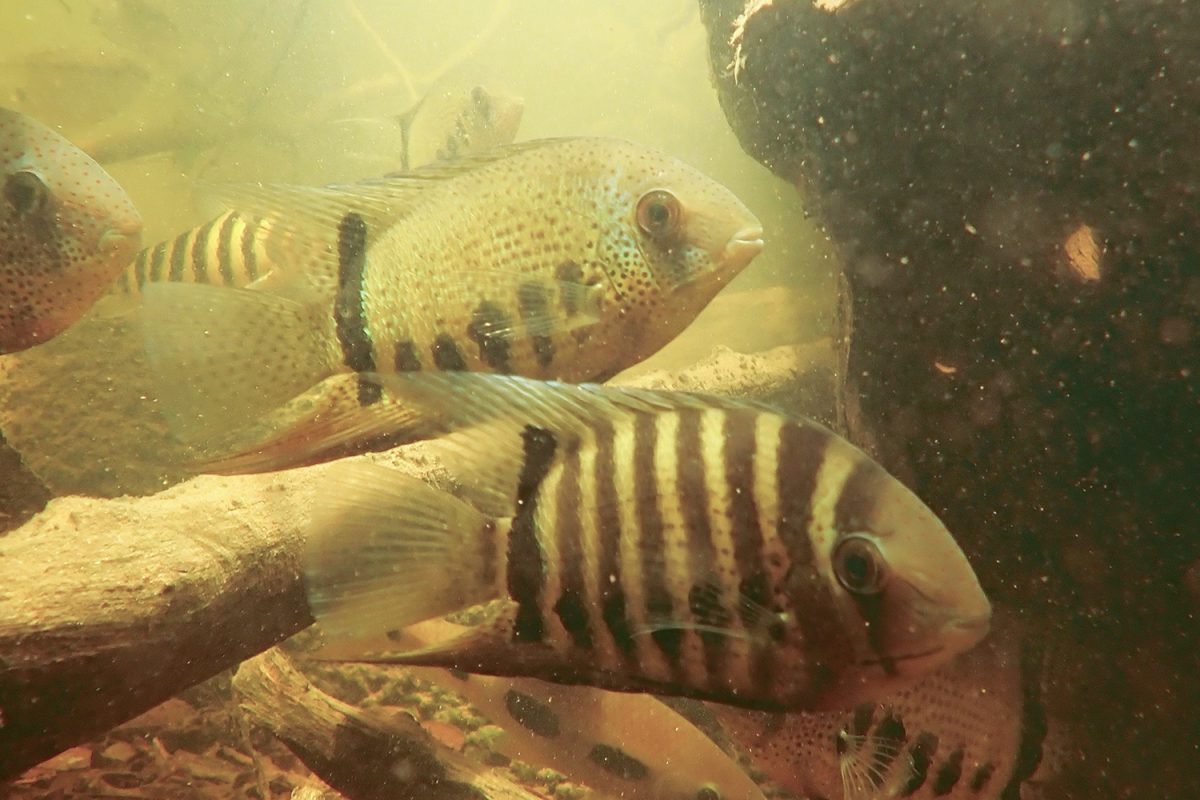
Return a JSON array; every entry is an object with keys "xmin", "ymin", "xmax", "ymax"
[
  {"xmin": 299, "ymin": 373, "xmax": 991, "ymax": 713},
  {"xmin": 0, "ymin": 108, "xmax": 142, "ymax": 353},
  {"xmin": 715, "ymin": 617, "xmax": 1058, "ymax": 800},
  {"xmin": 140, "ymin": 137, "xmax": 764, "ymax": 472},
  {"xmin": 401, "ymin": 620, "xmax": 768, "ymax": 800}
]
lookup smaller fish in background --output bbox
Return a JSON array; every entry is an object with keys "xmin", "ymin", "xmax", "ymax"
[
  {"xmin": 299, "ymin": 372, "xmax": 990, "ymax": 713},
  {"xmin": 396, "ymin": 79, "xmax": 524, "ymax": 171},
  {"xmin": 716, "ymin": 615, "xmax": 1061, "ymax": 800},
  {"xmin": 401, "ymin": 619, "xmax": 768, "ymax": 800},
  {"xmin": 0, "ymin": 108, "xmax": 142, "ymax": 353}
]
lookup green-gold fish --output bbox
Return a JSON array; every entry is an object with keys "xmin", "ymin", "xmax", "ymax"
[
  {"xmin": 0, "ymin": 108, "xmax": 142, "ymax": 353},
  {"xmin": 298, "ymin": 372, "xmax": 991, "ymax": 713},
  {"xmin": 140, "ymin": 137, "xmax": 765, "ymax": 472}
]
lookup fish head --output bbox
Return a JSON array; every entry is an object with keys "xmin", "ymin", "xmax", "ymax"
[
  {"xmin": 593, "ymin": 142, "xmax": 764, "ymax": 362},
  {"xmin": 805, "ymin": 440, "xmax": 991, "ymax": 708},
  {"xmin": 0, "ymin": 108, "xmax": 142, "ymax": 350},
  {"xmin": 461, "ymin": 84, "xmax": 524, "ymax": 154}
]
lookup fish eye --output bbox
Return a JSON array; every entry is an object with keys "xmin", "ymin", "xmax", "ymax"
[
  {"xmin": 695, "ymin": 784, "xmax": 721, "ymax": 800},
  {"xmin": 636, "ymin": 189, "xmax": 682, "ymax": 239},
  {"xmin": 833, "ymin": 535, "xmax": 887, "ymax": 595},
  {"xmin": 4, "ymin": 170, "xmax": 48, "ymax": 216}
]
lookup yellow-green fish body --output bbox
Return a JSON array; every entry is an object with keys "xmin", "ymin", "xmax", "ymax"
[
  {"xmin": 402, "ymin": 620, "xmax": 768, "ymax": 800},
  {"xmin": 141, "ymin": 138, "xmax": 764, "ymax": 470},
  {"xmin": 301, "ymin": 373, "xmax": 991, "ymax": 713},
  {"xmin": 0, "ymin": 108, "xmax": 142, "ymax": 353},
  {"xmin": 716, "ymin": 617, "xmax": 1054, "ymax": 800}
]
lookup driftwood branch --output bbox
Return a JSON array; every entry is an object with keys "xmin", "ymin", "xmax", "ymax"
[
  {"xmin": 0, "ymin": 471, "xmax": 316, "ymax": 781},
  {"xmin": 232, "ymin": 648, "xmax": 540, "ymax": 800}
]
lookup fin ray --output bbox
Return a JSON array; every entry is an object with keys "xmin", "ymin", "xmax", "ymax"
[
  {"xmin": 304, "ymin": 461, "xmax": 502, "ymax": 650},
  {"xmin": 141, "ymin": 282, "xmax": 339, "ymax": 448}
]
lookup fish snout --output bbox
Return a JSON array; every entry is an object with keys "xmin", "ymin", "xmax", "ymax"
[
  {"xmin": 722, "ymin": 224, "xmax": 765, "ymax": 270},
  {"xmin": 98, "ymin": 217, "xmax": 144, "ymax": 257}
]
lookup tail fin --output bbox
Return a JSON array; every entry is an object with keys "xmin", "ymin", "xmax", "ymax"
[
  {"xmin": 141, "ymin": 282, "xmax": 340, "ymax": 448},
  {"xmin": 305, "ymin": 461, "xmax": 505, "ymax": 652}
]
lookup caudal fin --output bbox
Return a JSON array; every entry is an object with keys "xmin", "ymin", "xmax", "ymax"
[
  {"xmin": 304, "ymin": 460, "xmax": 505, "ymax": 653},
  {"xmin": 141, "ymin": 282, "xmax": 340, "ymax": 449}
]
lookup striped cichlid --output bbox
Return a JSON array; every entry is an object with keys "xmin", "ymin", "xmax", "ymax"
[
  {"xmin": 299, "ymin": 373, "xmax": 991, "ymax": 713},
  {"xmin": 715, "ymin": 616, "xmax": 1058, "ymax": 800},
  {"xmin": 139, "ymin": 137, "xmax": 764, "ymax": 472},
  {"xmin": 0, "ymin": 108, "xmax": 142, "ymax": 353},
  {"xmin": 401, "ymin": 619, "xmax": 768, "ymax": 800},
  {"xmin": 114, "ymin": 80, "xmax": 523, "ymax": 297}
]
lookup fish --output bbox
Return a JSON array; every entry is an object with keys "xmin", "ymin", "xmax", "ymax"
[
  {"xmin": 0, "ymin": 107, "xmax": 142, "ymax": 353},
  {"xmin": 298, "ymin": 372, "xmax": 991, "ymax": 713},
  {"xmin": 396, "ymin": 79, "xmax": 524, "ymax": 172},
  {"xmin": 401, "ymin": 619, "xmax": 768, "ymax": 800},
  {"xmin": 115, "ymin": 80, "xmax": 525, "ymax": 298},
  {"xmin": 140, "ymin": 137, "xmax": 765, "ymax": 472},
  {"xmin": 714, "ymin": 615, "xmax": 1059, "ymax": 800}
]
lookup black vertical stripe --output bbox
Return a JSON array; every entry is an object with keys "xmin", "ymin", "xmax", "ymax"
[
  {"xmin": 115, "ymin": 271, "xmax": 131, "ymax": 294},
  {"xmin": 633, "ymin": 412, "xmax": 682, "ymax": 670},
  {"xmin": 431, "ymin": 334, "xmax": 467, "ymax": 370},
  {"xmin": 239, "ymin": 215, "xmax": 259, "ymax": 282},
  {"xmin": 1000, "ymin": 639, "xmax": 1048, "ymax": 800},
  {"xmin": 168, "ymin": 233, "xmax": 188, "ymax": 281},
  {"xmin": 899, "ymin": 732, "xmax": 938, "ymax": 796},
  {"xmin": 833, "ymin": 460, "xmax": 885, "ymax": 533},
  {"xmin": 970, "ymin": 762, "xmax": 996, "ymax": 793},
  {"xmin": 932, "ymin": 748, "xmax": 964, "ymax": 796},
  {"xmin": 190, "ymin": 217, "xmax": 220, "ymax": 284},
  {"xmin": 676, "ymin": 408, "xmax": 723, "ymax": 680},
  {"xmin": 871, "ymin": 711, "xmax": 908, "ymax": 780},
  {"xmin": 594, "ymin": 419, "xmax": 636, "ymax": 660},
  {"xmin": 466, "ymin": 300, "xmax": 512, "ymax": 372},
  {"xmin": 554, "ymin": 435, "xmax": 593, "ymax": 649},
  {"xmin": 133, "ymin": 252, "xmax": 147, "ymax": 288},
  {"xmin": 518, "ymin": 280, "xmax": 556, "ymax": 369},
  {"xmin": 555, "ymin": 260, "xmax": 584, "ymax": 315},
  {"xmin": 148, "ymin": 242, "xmax": 169, "ymax": 282},
  {"xmin": 394, "ymin": 340, "xmax": 422, "ymax": 371},
  {"xmin": 332, "ymin": 212, "xmax": 378, "ymax": 405},
  {"xmin": 724, "ymin": 410, "xmax": 766, "ymax": 623},
  {"xmin": 213, "ymin": 212, "xmax": 236, "ymax": 285},
  {"xmin": 508, "ymin": 425, "xmax": 557, "ymax": 643},
  {"xmin": 772, "ymin": 421, "xmax": 835, "ymax": 691}
]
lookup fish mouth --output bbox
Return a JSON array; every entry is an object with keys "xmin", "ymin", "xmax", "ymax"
[
  {"xmin": 99, "ymin": 224, "xmax": 143, "ymax": 254},
  {"xmin": 722, "ymin": 225, "xmax": 765, "ymax": 267}
]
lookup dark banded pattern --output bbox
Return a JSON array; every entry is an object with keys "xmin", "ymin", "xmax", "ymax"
[
  {"xmin": 633, "ymin": 411, "xmax": 684, "ymax": 673},
  {"xmin": 120, "ymin": 211, "xmax": 269, "ymax": 295},
  {"xmin": 332, "ymin": 212, "xmax": 378, "ymax": 405},
  {"xmin": 508, "ymin": 425, "xmax": 557, "ymax": 643},
  {"xmin": 552, "ymin": 432, "xmax": 593, "ymax": 650},
  {"xmin": 592, "ymin": 417, "xmax": 637, "ymax": 664}
]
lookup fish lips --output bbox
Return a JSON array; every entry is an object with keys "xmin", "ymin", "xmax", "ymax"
[{"xmin": 721, "ymin": 225, "xmax": 765, "ymax": 270}]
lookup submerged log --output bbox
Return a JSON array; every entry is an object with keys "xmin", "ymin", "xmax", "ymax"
[
  {"xmin": 232, "ymin": 648, "xmax": 541, "ymax": 800},
  {"xmin": 699, "ymin": 1, "xmax": 1200, "ymax": 796},
  {"xmin": 0, "ymin": 470, "xmax": 316, "ymax": 781}
]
